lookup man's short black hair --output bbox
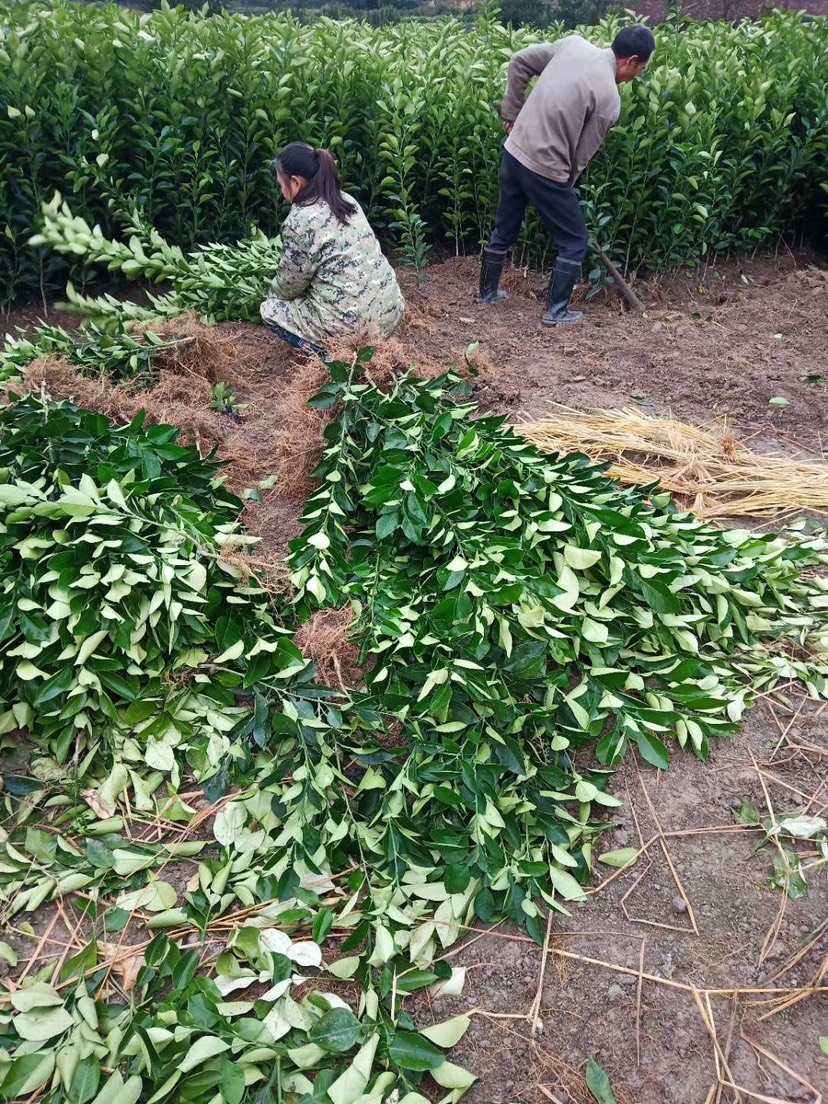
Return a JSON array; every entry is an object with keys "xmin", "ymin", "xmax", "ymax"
[{"xmin": 612, "ymin": 25, "xmax": 656, "ymax": 62}]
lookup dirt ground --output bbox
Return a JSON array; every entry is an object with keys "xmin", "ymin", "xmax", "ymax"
[
  {"xmin": 397, "ymin": 253, "xmax": 828, "ymax": 450},
  {"xmin": 3, "ymin": 252, "xmax": 828, "ymax": 1103},
  {"xmin": 417, "ymin": 697, "xmax": 828, "ymax": 1104}
]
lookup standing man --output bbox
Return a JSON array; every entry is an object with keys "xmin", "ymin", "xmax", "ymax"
[{"xmin": 479, "ymin": 26, "xmax": 655, "ymax": 324}]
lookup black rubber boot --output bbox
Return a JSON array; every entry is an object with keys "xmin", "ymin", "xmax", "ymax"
[
  {"xmin": 542, "ymin": 258, "xmax": 584, "ymax": 325},
  {"xmin": 478, "ymin": 247, "xmax": 508, "ymax": 305}
]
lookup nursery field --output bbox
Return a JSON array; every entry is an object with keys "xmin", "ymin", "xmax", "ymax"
[{"xmin": 2, "ymin": 1, "xmax": 828, "ymax": 305}]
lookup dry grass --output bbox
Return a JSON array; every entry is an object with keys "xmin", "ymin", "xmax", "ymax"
[
  {"xmin": 521, "ymin": 406, "xmax": 828, "ymax": 519},
  {"xmin": 135, "ymin": 312, "xmax": 242, "ymax": 384},
  {"xmin": 22, "ymin": 356, "xmax": 220, "ymax": 452}
]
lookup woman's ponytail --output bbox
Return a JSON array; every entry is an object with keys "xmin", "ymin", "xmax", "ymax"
[{"xmin": 273, "ymin": 143, "xmax": 357, "ymax": 224}]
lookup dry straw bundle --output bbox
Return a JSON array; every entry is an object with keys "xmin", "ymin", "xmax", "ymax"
[{"xmin": 520, "ymin": 406, "xmax": 828, "ymax": 520}]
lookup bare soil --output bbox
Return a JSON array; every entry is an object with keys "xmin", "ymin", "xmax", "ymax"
[
  {"xmin": 416, "ymin": 698, "xmax": 828, "ymax": 1104},
  {"xmin": 397, "ymin": 253, "xmax": 828, "ymax": 455},
  {"xmin": 3, "ymin": 252, "xmax": 828, "ymax": 1104}
]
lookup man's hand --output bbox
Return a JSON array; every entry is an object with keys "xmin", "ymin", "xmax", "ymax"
[{"xmin": 494, "ymin": 101, "xmax": 514, "ymax": 134}]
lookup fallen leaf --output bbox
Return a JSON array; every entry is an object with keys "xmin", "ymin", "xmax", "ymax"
[
  {"xmin": 598, "ymin": 848, "xmax": 639, "ymax": 869},
  {"xmin": 776, "ymin": 814, "xmax": 826, "ymax": 839},
  {"xmin": 99, "ymin": 942, "xmax": 146, "ymax": 992},
  {"xmin": 81, "ymin": 789, "xmax": 117, "ymax": 820}
]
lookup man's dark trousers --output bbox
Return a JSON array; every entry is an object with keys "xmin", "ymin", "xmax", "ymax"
[{"xmin": 488, "ymin": 150, "xmax": 588, "ymax": 263}]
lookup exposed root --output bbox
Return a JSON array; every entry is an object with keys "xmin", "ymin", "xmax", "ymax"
[
  {"xmin": 217, "ymin": 546, "xmax": 294, "ymax": 601},
  {"xmin": 21, "ymin": 355, "xmax": 226, "ymax": 453},
  {"xmin": 294, "ymin": 606, "xmax": 362, "ymax": 691},
  {"xmin": 268, "ymin": 354, "xmax": 334, "ymax": 497}
]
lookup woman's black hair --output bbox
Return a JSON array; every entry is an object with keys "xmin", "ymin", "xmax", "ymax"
[{"xmin": 272, "ymin": 143, "xmax": 357, "ymax": 224}]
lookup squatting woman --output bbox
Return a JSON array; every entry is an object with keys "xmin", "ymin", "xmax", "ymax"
[{"xmin": 260, "ymin": 143, "xmax": 404, "ymax": 357}]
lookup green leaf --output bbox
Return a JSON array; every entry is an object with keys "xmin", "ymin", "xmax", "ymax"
[
  {"xmin": 327, "ymin": 956, "xmax": 361, "ymax": 980},
  {"xmin": 475, "ymin": 888, "xmax": 496, "ymax": 922},
  {"xmin": 418, "ymin": 1015, "xmax": 471, "ymax": 1048},
  {"xmin": 0, "ymin": 1053, "xmax": 56, "ymax": 1098},
  {"xmin": 636, "ymin": 577, "xmax": 682, "ymax": 615},
  {"xmin": 286, "ymin": 1043, "xmax": 328, "ymax": 1070},
  {"xmin": 444, "ymin": 865, "xmax": 471, "ymax": 893},
  {"xmin": 548, "ymin": 866, "xmax": 586, "ymax": 902},
  {"xmin": 33, "ymin": 665, "xmax": 74, "ymax": 706},
  {"xmin": 10, "ymin": 983, "xmax": 63, "ymax": 1012},
  {"xmin": 111, "ymin": 847, "xmax": 156, "ymax": 877},
  {"xmin": 104, "ymin": 908, "xmax": 131, "ymax": 933},
  {"xmin": 313, "ymin": 907, "xmax": 335, "ymax": 945},
  {"xmin": 309, "ymin": 1008, "xmax": 362, "ymax": 1054},
  {"xmin": 0, "ymin": 482, "xmax": 33, "ymax": 505},
  {"xmin": 777, "ymin": 814, "xmax": 826, "ymax": 840},
  {"xmin": 564, "ymin": 545, "xmax": 602, "ymax": 571},
  {"xmin": 0, "ymin": 941, "xmax": 18, "ymax": 967},
  {"xmin": 376, "ymin": 511, "xmax": 399, "ymax": 539},
  {"xmin": 733, "ymin": 798, "xmax": 760, "ymax": 826},
  {"xmin": 429, "ymin": 1060, "xmax": 477, "ymax": 1090},
  {"xmin": 90, "ymin": 1072, "xmax": 143, "ymax": 1104},
  {"xmin": 394, "ymin": 967, "xmax": 441, "ymax": 994},
  {"xmin": 123, "ymin": 698, "xmax": 157, "ymax": 726},
  {"xmin": 328, "ymin": 1035, "xmax": 379, "ymax": 1104},
  {"xmin": 586, "ymin": 1057, "xmax": 618, "ymax": 1104},
  {"xmin": 179, "ymin": 1036, "xmax": 231, "ymax": 1073},
  {"xmin": 598, "ymin": 848, "xmax": 639, "ymax": 869},
  {"xmin": 69, "ymin": 1056, "xmax": 101, "ymax": 1104},
  {"xmin": 116, "ymin": 879, "xmax": 177, "ymax": 913},
  {"xmin": 388, "ymin": 1031, "xmax": 445, "ymax": 1071},
  {"xmin": 633, "ymin": 731, "xmax": 670, "ymax": 770},
  {"xmin": 13, "ymin": 1005, "xmax": 74, "ymax": 1041}
]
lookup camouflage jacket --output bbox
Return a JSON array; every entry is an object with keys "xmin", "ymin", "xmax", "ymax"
[{"xmin": 260, "ymin": 194, "xmax": 404, "ymax": 344}]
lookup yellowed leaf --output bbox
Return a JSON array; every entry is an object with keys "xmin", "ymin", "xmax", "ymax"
[
  {"xmin": 81, "ymin": 789, "xmax": 117, "ymax": 820},
  {"xmin": 99, "ymin": 942, "xmax": 145, "ymax": 992}
]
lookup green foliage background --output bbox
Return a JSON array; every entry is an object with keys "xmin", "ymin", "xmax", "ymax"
[{"xmin": 1, "ymin": 0, "xmax": 827, "ymax": 305}]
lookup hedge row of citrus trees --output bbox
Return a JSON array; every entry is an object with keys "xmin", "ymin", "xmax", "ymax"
[{"xmin": 1, "ymin": 0, "xmax": 827, "ymax": 304}]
